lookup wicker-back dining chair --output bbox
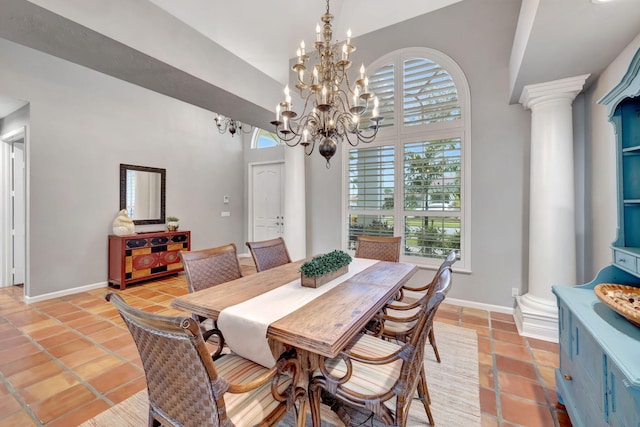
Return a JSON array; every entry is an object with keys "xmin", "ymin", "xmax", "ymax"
[
  {"xmin": 246, "ymin": 237, "xmax": 292, "ymax": 272},
  {"xmin": 354, "ymin": 235, "xmax": 402, "ymax": 262},
  {"xmin": 105, "ymin": 292, "xmax": 304, "ymax": 427},
  {"xmin": 309, "ymin": 268, "xmax": 452, "ymax": 427},
  {"xmin": 180, "ymin": 244, "xmax": 243, "ymax": 293},
  {"xmin": 381, "ymin": 250, "xmax": 457, "ymax": 363},
  {"xmin": 179, "ymin": 244, "xmax": 243, "ymax": 358}
]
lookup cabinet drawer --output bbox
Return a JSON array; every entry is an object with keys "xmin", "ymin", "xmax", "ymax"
[{"xmin": 613, "ymin": 250, "xmax": 637, "ymax": 274}]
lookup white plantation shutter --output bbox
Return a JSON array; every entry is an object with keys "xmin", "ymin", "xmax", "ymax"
[
  {"xmin": 347, "ymin": 146, "xmax": 395, "ymax": 249},
  {"xmin": 361, "ymin": 64, "xmax": 395, "ymax": 129},
  {"xmin": 403, "ymin": 58, "xmax": 460, "ymax": 126},
  {"xmin": 343, "ymin": 48, "xmax": 470, "ymax": 269},
  {"xmin": 349, "ymin": 146, "xmax": 395, "ymax": 210}
]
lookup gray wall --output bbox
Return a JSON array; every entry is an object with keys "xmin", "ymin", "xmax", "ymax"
[
  {"xmin": 306, "ymin": 0, "xmax": 530, "ymax": 308},
  {"xmin": 0, "ymin": 38, "xmax": 246, "ymax": 298}
]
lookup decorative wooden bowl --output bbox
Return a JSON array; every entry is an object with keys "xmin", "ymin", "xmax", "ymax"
[{"xmin": 594, "ymin": 284, "xmax": 640, "ymax": 327}]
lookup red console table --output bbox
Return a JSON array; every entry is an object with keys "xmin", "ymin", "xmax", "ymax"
[{"xmin": 108, "ymin": 230, "xmax": 190, "ymax": 289}]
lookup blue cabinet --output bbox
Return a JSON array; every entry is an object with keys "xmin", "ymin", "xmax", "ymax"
[
  {"xmin": 553, "ymin": 266, "xmax": 640, "ymax": 427},
  {"xmin": 553, "ymin": 47, "xmax": 640, "ymax": 427}
]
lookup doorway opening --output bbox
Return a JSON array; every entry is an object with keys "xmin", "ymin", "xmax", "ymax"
[{"xmin": 1, "ymin": 127, "xmax": 26, "ymax": 289}]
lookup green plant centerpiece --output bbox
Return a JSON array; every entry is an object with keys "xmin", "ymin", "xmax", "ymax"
[{"xmin": 300, "ymin": 250, "xmax": 352, "ymax": 288}]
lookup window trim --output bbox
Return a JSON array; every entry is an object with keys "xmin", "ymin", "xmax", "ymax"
[
  {"xmin": 341, "ymin": 47, "xmax": 471, "ymax": 271},
  {"xmin": 251, "ymin": 128, "xmax": 280, "ymax": 149}
]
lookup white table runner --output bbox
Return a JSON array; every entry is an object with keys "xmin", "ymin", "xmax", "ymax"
[{"xmin": 217, "ymin": 257, "xmax": 378, "ymax": 368}]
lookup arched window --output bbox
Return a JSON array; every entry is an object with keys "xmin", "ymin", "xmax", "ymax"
[
  {"xmin": 251, "ymin": 128, "xmax": 280, "ymax": 149},
  {"xmin": 344, "ymin": 48, "xmax": 471, "ymax": 270}
]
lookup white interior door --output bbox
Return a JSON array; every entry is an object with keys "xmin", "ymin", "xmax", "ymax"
[{"xmin": 251, "ymin": 162, "xmax": 284, "ymax": 242}]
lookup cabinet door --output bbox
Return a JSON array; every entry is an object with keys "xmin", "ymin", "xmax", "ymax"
[
  {"xmin": 573, "ymin": 317, "xmax": 607, "ymax": 417},
  {"xmin": 607, "ymin": 361, "xmax": 640, "ymax": 427}
]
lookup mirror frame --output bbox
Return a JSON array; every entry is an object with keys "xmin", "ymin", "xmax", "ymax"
[{"xmin": 119, "ymin": 164, "xmax": 166, "ymax": 225}]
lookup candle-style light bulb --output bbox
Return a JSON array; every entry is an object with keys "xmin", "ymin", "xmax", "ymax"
[
  {"xmin": 347, "ymin": 29, "xmax": 352, "ymax": 45},
  {"xmin": 353, "ymin": 86, "xmax": 359, "ymax": 106},
  {"xmin": 303, "ymin": 128, "xmax": 309, "ymax": 143},
  {"xmin": 284, "ymin": 85, "xmax": 291, "ymax": 107},
  {"xmin": 342, "ymin": 43, "xmax": 347, "ymax": 61},
  {"xmin": 364, "ymin": 77, "xmax": 369, "ymax": 93},
  {"xmin": 360, "ymin": 64, "xmax": 365, "ymax": 80},
  {"xmin": 372, "ymin": 97, "xmax": 379, "ymax": 117},
  {"xmin": 313, "ymin": 68, "xmax": 318, "ymax": 84},
  {"xmin": 276, "ymin": 104, "xmax": 280, "ymax": 121},
  {"xmin": 316, "ymin": 24, "xmax": 321, "ymax": 42},
  {"xmin": 300, "ymin": 40, "xmax": 306, "ymax": 56},
  {"xmin": 322, "ymin": 85, "xmax": 327, "ymax": 103}
]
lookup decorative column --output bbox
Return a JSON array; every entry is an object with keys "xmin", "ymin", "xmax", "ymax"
[
  {"xmin": 516, "ymin": 74, "xmax": 589, "ymax": 342},
  {"xmin": 283, "ymin": 144, "xmax": 306, "ymax": 261}
]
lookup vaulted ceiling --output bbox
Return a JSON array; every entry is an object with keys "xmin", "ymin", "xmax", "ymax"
[{"xmin": 1, "ymin": 0, "xmax": 640, "ymax": 122}]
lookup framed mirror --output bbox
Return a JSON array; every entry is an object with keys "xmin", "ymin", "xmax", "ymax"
[{"xmin": 120, "ymin": 164, "xmax": 166, "ymax": 225}]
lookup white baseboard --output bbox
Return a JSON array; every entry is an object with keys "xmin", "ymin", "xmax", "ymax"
[
  {"xmin": 24, "ymin": 281, "xmax": 109, "ymax": 304},
  {"xmin": 445, "ymin": 297, "xmax": 514, "ymax": 315}
]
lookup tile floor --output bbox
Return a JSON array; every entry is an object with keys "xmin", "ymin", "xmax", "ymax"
[{"xmin": 0, "ymin": 261, "xmax": 572, "ymax": 426}]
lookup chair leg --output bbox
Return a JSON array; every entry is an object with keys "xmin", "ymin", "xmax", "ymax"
[
  {"xmin": 417, "ymin": 367, "xmax": 435, "ymax": 426},
  {"xmin": 148, "ymin": 410, "xmax": 161, "ymax": 427},
  {"xmin": 202, "ymin": 327, "xmax": 225, "ymax": 360},
  {"xmin": 309, "ymin": 382, "xmax": 323, "ymax": 427},
  {"xmin": 429, "ymin": 328, "xmax": 441, "ymax": 363}
]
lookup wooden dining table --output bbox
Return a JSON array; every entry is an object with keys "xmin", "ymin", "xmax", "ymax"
[{"xmin": 172, "ymin": 257, "xmax": 418, "ymax": 426}]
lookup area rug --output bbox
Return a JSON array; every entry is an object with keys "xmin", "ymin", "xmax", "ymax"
[{"xmin": 81, "ymin": 322, "xmax": 480, "ymax": 426}]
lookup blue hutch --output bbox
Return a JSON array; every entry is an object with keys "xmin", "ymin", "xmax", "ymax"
[{"xmin": 553, "ymin": 48, "xmax": 640, "ymax": 427}]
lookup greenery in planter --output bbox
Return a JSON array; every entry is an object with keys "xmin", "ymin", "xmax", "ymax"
[
  {"xmin": 167, "ymin": 216, "xmax": 179, "ymax": 222},
  {"xmin": 300, "ymin": 250, "xmax": 352, "ymax": 278}
]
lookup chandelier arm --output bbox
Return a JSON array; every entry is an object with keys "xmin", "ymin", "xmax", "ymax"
[
  {"xmin": 355, "ymin": 125, "xmax": 381, "ymax": 142},
  {"xmin": 305, "ymin": 140, "xmax": 316, "ymax": 156},
  {"xmin": 341, "ymin": 129, "xmax": 362, "ymax": 147}
]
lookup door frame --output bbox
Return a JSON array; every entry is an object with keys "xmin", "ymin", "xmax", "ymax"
[
  {"xmin": 248, "ymin": 161, "xmax": 284, "ymax": 243},
  {"xmin": 1, "ymin": 126, "xmax": 28, "ymax": 290}
]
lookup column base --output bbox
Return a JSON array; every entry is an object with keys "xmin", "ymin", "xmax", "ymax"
[{"xmin": 514, "ymin": 294, "xmax": 558, "ymax": 343}]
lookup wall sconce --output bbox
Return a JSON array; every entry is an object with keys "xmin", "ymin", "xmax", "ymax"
[{"xmin": 215, "ymin": 114, "xmax": 253, "ymax": 137}]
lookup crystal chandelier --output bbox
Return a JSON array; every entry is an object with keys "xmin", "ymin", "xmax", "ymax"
[
  {"xmin": 215, "ymin": 114, "xmax": 253, "ymax": 137},
  {"xmin": 271, "ymin": 0, "xmax": 382, "ymax": 167}
]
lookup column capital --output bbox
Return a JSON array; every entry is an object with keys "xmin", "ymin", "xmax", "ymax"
[{"xmin": 519, "ymin": 74, "xmax": 590, "ymax": 109}]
